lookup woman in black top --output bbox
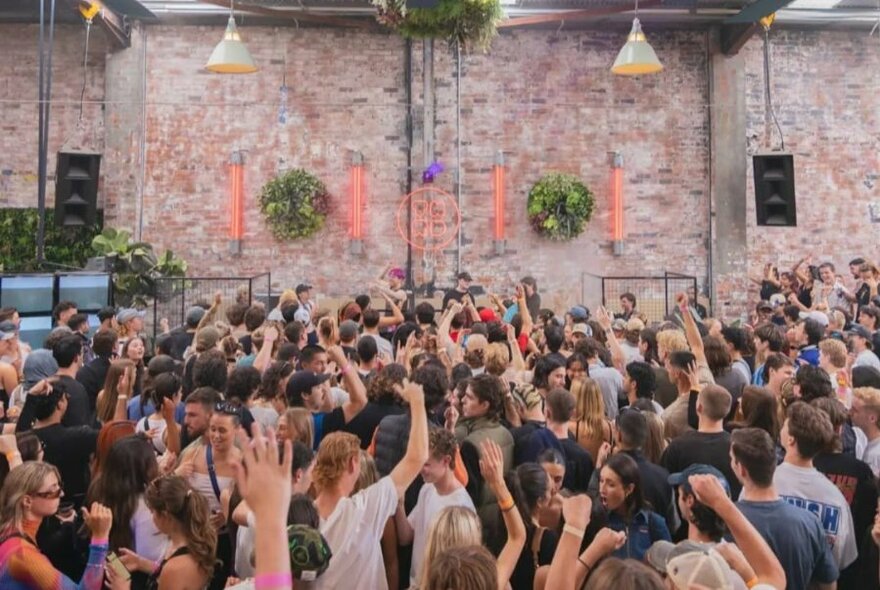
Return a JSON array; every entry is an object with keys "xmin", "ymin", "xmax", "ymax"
[
  {"xmin": 503, "ymin": 463, "xmax": 557, "ymax": 590},
  {"xmin": 117, "ymin": 475, "xmax": 217, "ymax": 590}
]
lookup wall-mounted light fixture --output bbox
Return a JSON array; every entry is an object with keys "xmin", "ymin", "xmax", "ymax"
[
  {"xmin": 229, "ymin": 150, "xmax": 245, "ymax": 254},
  {"xmin": 350, "ymin": 151, "xmax": 365, "ymax": 254},
  {"xmin": 492, "ymin": 150, "xmax": 506, "ymax": 255},
  {"xmin": 611, "ymin": 152, "xmax": 624, "ymax": 255}
]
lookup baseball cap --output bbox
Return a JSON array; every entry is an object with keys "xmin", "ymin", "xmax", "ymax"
[
  {"xmin": 185, "ymin": 306, "xmax": 207, "ymax": 328},
  {"xmin": 848, "ymin": 324, "xmax": 873, "ymax": 340},
  {"xmin": 646, "ymin": 540, "xmax": 709, "ymax": 574},
  {"xmin": 479, "ymin": 308, "xmax": 499, "ymax": 323},
  {"xmin": 339, "ymin": 320, "xmax": 360, "ymax": 342},
  {"xmin": 756, "ymin": 300, "xmax": 773, "ymax": 312},
  {"xmin": 196, "ymin": 326, "xmax": 221, "ymax": 351},
  {"xmin": 611, "ymin": 318, "xmax": 627, "ymax": 331},
  {"xmin": 769, "ymin": 293, "xmax": 786, "ymax": 308},
  {"xmin": 568, "ymin": 305, "xmax": 590, "ymax": 321},
  {"xmin": 286, "ymin": 371, "xmax": 331, "ymax": 401},
  {"xmin": 116, "ymin": 308, "xmax": 146, "ymax": 324},
  {"xmin": 22, "ymin": 349, "xmax": 59, "ymax": 390},
  {"xmin": 287, "ymin": 524, "xmax": 332, "ymax": 581},
  {"xmin": 667, "ymin": 463, "xmax": 730, "ymax": 496},
  {"xmin": 799, "ymin": 310, "xmax": 829, "ymax": 327},
  {"xmin": 572, "ymin": 323, "xmax": 592, "ymax": 337},
  {"xmin": 456, "ymin": 271, "xmax": 473, "ymax": 282},
  {"xmin": 295, "ymin": 283, "xmax": 312, "ymax": 295},
  {"xmin": 666, "ymin": 547, "xmax": 735, "ymax": 590},
  {"xmin": 0, "ymin": 320, "xmax": 17, "ymax": 341}
]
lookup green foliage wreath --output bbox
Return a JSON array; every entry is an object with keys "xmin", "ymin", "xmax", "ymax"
[
  {"xmin": 372, "ymin": 0, "xmax": 503, "ymax": 51},
  {"xmin": 258, "ymin": 169, "xmax": 332, "ymax": 241},
  {"xmin": 527, "ymin": 173, "xmax": 595, "ymax": 241}
]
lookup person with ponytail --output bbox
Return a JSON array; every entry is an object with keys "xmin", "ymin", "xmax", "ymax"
[
  {"xmin": 504, "ymin": 463, "xmax": 556, "ymax": 590},
  {"xmin": 135, "ymin": 373, "xmax": 183, "ymax": 456},
  {"xmin": 0, "ymin": 461, "xmax": 113, "ymax": 590},
  {"xmin": 117, "ymin": 475, "xmax": 217, "ymax": 590}
]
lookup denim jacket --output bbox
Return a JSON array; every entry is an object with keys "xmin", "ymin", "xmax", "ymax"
[{"xmin": 606, "ymin": 509, "xmax": 671, "ymax": 561}]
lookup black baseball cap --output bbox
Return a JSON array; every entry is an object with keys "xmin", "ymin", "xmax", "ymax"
[
  {"xmin": 286, "ymin": 370, "xmax": 331, "ymax": 400},
  {"xmin": 668, "ymin": 464, "xmax": 730, "ymax": 496},
  {"xmin": 295, "ymin": 284, "xmax": 312, "ymax": 294},
  {"xmin": 848, "ymin": 324, "xmax": 873, "ymax": 341}
]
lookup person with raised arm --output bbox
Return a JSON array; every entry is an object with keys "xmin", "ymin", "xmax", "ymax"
[{"xmin": 313, "ymin": 379, "xmax": 428, "ymax": 590}]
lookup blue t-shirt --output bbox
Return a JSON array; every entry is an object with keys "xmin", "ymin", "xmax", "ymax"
[
  {"xmin": 736, "ymin": 499, "xmax": 838, "ymax": 589},
  {"xmin": 127, "ymin": 397, "xmax": 186, "ymax": 424},
  {"xmin": 797, "ymin": 345, "xmax": 820, "ymax": 368}
]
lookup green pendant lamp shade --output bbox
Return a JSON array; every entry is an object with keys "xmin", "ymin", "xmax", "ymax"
[
  {"xmin": 206, "ymin": 15, "xmax": 258, "ymax": 74},
  {"xmin": 611, "ymin": 18, "xmax": 663, "ymax": 76}
]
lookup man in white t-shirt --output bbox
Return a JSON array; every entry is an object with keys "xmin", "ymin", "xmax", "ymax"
[
  {"xmin": 851, "ymin": 386, "xmax": 880, "ymax": 476},
  {"xmin": 314, "ymin": 381, "xmax": 428, "ymax": 590},
  {"xmin": 775, "ymin": 402, "xmax": 857, "ymax": 570},
  {"xmin": 395, "ymin": 428, "xmax": 475, "ymax": 587},
  {"xmin": 850, "ymin": 325, "xmax": 880, "ymax": 371}
]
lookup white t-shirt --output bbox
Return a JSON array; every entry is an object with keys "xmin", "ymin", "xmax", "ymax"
[
  {"xmin": 854, "ymin": 349, "xmax": 880, "ymax": 371},
  {"xmin": 861, "ymin": 437, "xmax": 880, "ymax": 477},
  {"xmin": 407, "ymin": 483, "xmax": 476, "ymax": 587},
  {"xmin": 363, "ymin": 333, "xmax": 394, "ymax": 361},
  {"xmin": 135, "ymin": 416, "xmax": 168, "ymax": 454},
  {"xmin": 131, "ymin": 496, "xmax": 169, "ymax": 562},
  {"xmin": 317, "ymin": 476, "xmax": 399, "ymax": 590},
  {"xmin": 235, "ymin": 510, "xmax": 257, "ymax": 579},
  {"xmin": 773, "ymin": 462, "xmax": 858, "ymax": 569}
]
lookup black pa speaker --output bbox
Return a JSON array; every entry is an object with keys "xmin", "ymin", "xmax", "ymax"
[
  {"xmin": 753, "ymin": 153, "xmax": 796, "ymax": 227},
  {"xmin": 55, "ymin": 151, "xmax": 101, "ymax": 227}
]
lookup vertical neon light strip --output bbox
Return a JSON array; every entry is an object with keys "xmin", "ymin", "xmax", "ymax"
[
  {"xmin": 611, "ymin": 152, "xmax": 624, "ymax": 256},
  {"xmin": 230, "ymin": 151, "xmax": 244, "ymax": 252},
  {"xmin": 493, "ymin": 151, "xmax": 505, "ymax": 254},
  {"xmin": 351, "ymin": 152, "xmax": 364, "ymax": 248}
]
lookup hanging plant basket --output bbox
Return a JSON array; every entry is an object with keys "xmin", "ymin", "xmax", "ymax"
[
  {"xmin": 372, "ymin": 0, "xmax": 503, "ymax": 51},
  {"xmin": 258, "ymin": 169, "xmax": 332, "ymax": 241},
  {"xmin": 527, "ymin": 173, "xmax": 595, "ymax": 241}
]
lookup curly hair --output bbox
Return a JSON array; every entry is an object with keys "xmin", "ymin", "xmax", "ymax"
[
  {"xmin": 429, "ymin": 428, "xmax": 459, "ymax": 468},
  {"xmin": 468, "ymin": 374, "xmax": 506, "ymax": 421},
  {"xmin": 367, "ymin": 363, "xmax": 407, "ymax": 403},
  {"xmin": 313, "ymin": 432, "xmax": 361, "ymax": 492}
]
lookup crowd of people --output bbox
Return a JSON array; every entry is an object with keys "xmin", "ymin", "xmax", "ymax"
[{"xmin": 0, "ymin": 258, "xmax": 879, "ymax": 590}]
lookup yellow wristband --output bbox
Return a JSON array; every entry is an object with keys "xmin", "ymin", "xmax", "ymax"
[
  {"xmin": 5, "ymin": 451, "xmax": 20, "ymax": 463},
  {"xmin": 498, "ymin": 496, "xmax": 515, "ymax": 512},
  {"xmin": 746, "ymin": 578, "xmax": 758, "ymax": 589}
]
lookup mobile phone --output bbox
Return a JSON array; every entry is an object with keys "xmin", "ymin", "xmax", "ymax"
[{"xmin": 106, "ymin": 552, "xmax": 131, "ymax": 581}]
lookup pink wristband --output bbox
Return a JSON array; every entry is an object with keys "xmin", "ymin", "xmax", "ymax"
[
  {"xmin": 90, "ymin": 538, "xmax": 109, "ymax": 545},
  {"xmin": 254, "ymin": 573, "xmax": 293, "ymax": 590}
]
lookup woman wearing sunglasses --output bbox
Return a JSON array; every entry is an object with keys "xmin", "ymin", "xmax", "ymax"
[{"xmin": 0, "ymin": 461, "xmax": 113, "ymax": 589}]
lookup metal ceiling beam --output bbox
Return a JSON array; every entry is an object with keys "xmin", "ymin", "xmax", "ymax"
[
  {"xmin": 720, "ymin": 21, "xmax": 757, "ymax": 54},
  {"xmin": 497, "ymin": 0, "xmax": 662, "ymax": 28},
  {"xmin": 63, "ymin": 0, "xmax": 131, "ymax": 48},
  {"xmin": 201, "ymin": 0, "xmax": 375, "ymax": 28}
]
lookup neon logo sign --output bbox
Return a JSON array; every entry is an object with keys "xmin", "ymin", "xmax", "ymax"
[{"xmin": 396, "ymin": 187, "xmax": 461, "ymax": 251}]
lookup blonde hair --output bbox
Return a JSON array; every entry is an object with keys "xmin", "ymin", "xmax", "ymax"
[
  {"xmin": 484, "ymin": 343, "xmax": 511, "ymax": 377},
  {"xmin": 96, "ymin": 359, "xmax": 136, "ymax": 424},
  {"xmin": 828, "ymin": 310, "xmax": 847, "ymax": 332},
  {"xmin": 854, "ymin": 387, "xmax": 880, "ymax": 420},
  {"xmin": 570, "ymin": 378, "xmax": 606, "ymax": 439},
  {"xmin": 313, "ymin": 432, "xmax": 361, "ymax": 492},
  {"xmin": 0, "ymin": 462, "xmax": 62, "ymax": 536},
  {"xmin": 656, "ymin": 329, "xmax": 688, "ymax": 358},
  {"xmin": 281, "ymin": 407, "xmax": 315, "ymax": 449},
  {"xmin": 353, "ymin": 451, "xmax": 379, "ymax": 494},
  {"xmin": 819, "ymin": 339, "xmax": 847, "ymax": 369},
  {"xmin": 419, "ymin": 506, "xmax": 482, "ymax": 589},
  {"xmin": 278, "ymin": 289, "xmax": 298, "ymax": 307}
]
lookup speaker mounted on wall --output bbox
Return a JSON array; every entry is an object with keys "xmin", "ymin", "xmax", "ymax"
[
  {"xmin": 753, "ymin": 153, "xmax": 796, "ymax": 227},
  {"xmin": 55, "ymin": 151, "xmax": 101, "ymax": 227}
]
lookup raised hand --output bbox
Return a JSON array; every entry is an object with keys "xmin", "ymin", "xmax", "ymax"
[
  {"xmin": 595, "ymin": 306, "xmax": 612, "ymax": 332},
  {"xmin": 561, "ymin": 494, "xmax": 593, "ymax": 531},
  {"xmin": 596, "ymin": 441, "xmax": 612, "ymax": 470},
  {"xmin": 231, "ymin": 424, "xmax": 293, "ymax": 526},
  {"xmin": 478, "ymin": 439, "xmax": 505, "ymax": 488},
  {"xmin": 82, "ymin": 502, "xmax": 113, "ymax": 539},
  {"xmin": 591, "ymin": 528, "xmax": 627, "ymax": 556},
  {"xmin": 688, "ymin": 473, "xmax": 730, "ymax": 510},
  {"xmin": 394, "ymin": 380, "xmax": 425, "ymax": 408}
]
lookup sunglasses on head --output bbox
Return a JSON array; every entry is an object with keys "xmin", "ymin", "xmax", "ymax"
[{"xmin": 215, "ymin": 402, "xmax": 244, "ymax": 416}]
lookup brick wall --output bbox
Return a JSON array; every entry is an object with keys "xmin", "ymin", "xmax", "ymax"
[{"xmin": 0, "ymin": 23, "xmax": 876, "ymax": 320}]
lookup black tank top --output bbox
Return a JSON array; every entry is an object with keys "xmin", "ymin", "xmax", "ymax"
[{"xmin": 146, "ymin": 546, "xmax": 191, "ymax": 590}]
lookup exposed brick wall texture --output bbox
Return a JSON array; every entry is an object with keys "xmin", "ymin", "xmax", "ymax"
[{"xmin": 0, "ymin": 24, "xmax": 876, "ymax": 320}]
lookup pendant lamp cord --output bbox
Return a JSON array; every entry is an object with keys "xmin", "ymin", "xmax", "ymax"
[
  {"xmin": 79, "ymin": 18, "xmax": 91, "ymax": 122},
  {"xmin": 762, "ymin": 26, "xmax": 785, "ymax": 151}
]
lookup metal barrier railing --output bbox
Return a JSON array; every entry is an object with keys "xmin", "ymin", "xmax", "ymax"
[
  {"xmin": 583, "ymin": 271, "xmax": 699, "ymax": 324},
  {"xmin": 149, "ymin": 273, "xmax": 272, "ymax": 341}
]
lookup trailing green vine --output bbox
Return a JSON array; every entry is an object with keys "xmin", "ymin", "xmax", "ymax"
[
  {"xmin": 258, "ymin": 169, "xmax": 332, "ymax": 241},
  {"xmin": 527, "ymin": 173, "xmax": 595, "ymax": 241},
  {"xmin": 372, "ymin": 0, "xmax": 503, "ymax": 51}
]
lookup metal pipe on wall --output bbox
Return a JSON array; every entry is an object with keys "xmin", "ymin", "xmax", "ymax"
[{"xmin": 455, "ymin": 40, "xmax": 462, "ymax": 275}]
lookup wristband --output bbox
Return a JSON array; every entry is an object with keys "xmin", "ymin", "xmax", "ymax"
[
  {"xmin": 90, "ymin": 538, "xmax": 109, "ymax": 546},
  {"xmin": 340, "ymin": 364, "xmax": 351, "ymax": 375},
  {"xmin": 254, "ymin": 572, "xmax": 293, "ymax": 590},
  {"xmin": 5, "ymin": 451, "xmax": 20, "ymax": 462},
  {"xmin": 498, "ymin": 495, "xmax": 515, "ymax": 512},
  {"xmin": 577, "ymin": 556, "xmax": 593, "ymax": 572},
  {"xmin": 745, "ymin": 578, "xmax": 758, "ymax": 589},
  {"xmin": 563, "ymin": 524, "xmax": 585, "ymax": 539}
]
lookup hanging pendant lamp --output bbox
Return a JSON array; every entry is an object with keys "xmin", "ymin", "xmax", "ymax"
[
  {"xmin": 611, "ymin": 0, "xmax": 662, "ymax": 76},
  {"xmin": 206, "ymin": 1, "xmax": 257, "ymax": 74}
]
